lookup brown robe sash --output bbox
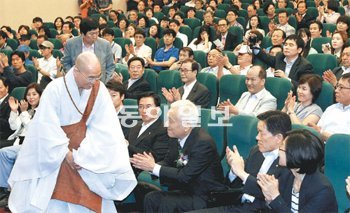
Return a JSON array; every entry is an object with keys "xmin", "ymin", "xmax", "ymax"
[{"xmin": 51, "ymin": 80, "xmax": 102, "ymax": 213}]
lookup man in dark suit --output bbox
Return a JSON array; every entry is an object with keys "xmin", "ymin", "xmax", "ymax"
[
  {"xmin": 123, "ymin": 56, "xmax": 151, "ymax": 99},
  {"xmin": 253, "ymin": 34, "xmax": 313, "ymax": 89},
  {"xmin": 323, "ymin": 46, "xmax": 350, "ymax": 87},
  {"xmin": 131, "ymin": 100, "xmax": 226, "ymax": 212},
  {"xmin": 0, "ymin": 77, "xmax": 14, "ymax": 145},
  {"xmin": 127, "ymin": 92, "xmax": 176, "ymax": 162},
  {"xmin": 295, "ymin": 2, "xmax": 314, "ymax": 30},
  {"xmin": 199, "ymin": 111, "xmax": 292, "ymax": 212},
  {"xmin": 214, "ymin": 19, "xmax": 239, "ymax": 51},
  {"xmin": 162, "ymin": 58, "xmax": 210, "ymax": 108}
]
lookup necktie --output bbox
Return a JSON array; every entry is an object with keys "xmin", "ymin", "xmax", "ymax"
[{"xmin": 222, "ymin": 36, "xmax": 226, "ymax": 47}]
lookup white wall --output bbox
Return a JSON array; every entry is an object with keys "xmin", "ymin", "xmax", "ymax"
[{"xmin": 0, "ymin": 0, "xmax": 126, "ymax": 30}]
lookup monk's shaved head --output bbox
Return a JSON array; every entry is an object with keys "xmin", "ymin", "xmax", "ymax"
[{"xmin": 75, "ymin": 52, "xmax": 101, "ymax": 74}]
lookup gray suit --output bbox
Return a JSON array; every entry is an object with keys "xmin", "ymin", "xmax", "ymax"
[
  {"xmin": 62, "ymin": 36, "xmax": 115, "ymax": 83},
  {"xmin": 235, "ymin": 88, "xmax": 277, "ymax": 116}
]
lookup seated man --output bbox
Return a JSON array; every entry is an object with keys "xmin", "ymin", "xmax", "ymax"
[
  {"xmin": 131, "ymin": 100, "xmax": 226, "ymax": 212},
  {"xmin": 169, "ymin": 19, "xmax": 188, "ymax": 47},
  {"xmin": 169, "ymin": 47, "xmax": 197, "ymax": 71},
  {"xmin": 201, "ymin": 49, "xmax": 231, "ymax": 79},
  {"xmin": 253, "ymin": 34, "xmax": 313, "ymax": 88},
  {"xmin": 226, "ymin": 9, "xmax": 244, "ymax": 31},
  {"xmin": 323, "ymin": 46, "xmax": 350, "ymax": 87},
  {"xmin": 102, "ymin": 28, "xmax": 122, "ymax": 63},
  {"xmin": 276, "ymin": 10, "xmax": 295, "ymax": 37},
  {"xmin": 62, "ymin": 21, "xmax": 74, "ymax": 37},
  {"xmin": 217, "ymin": 66, "xmax": 277, "ymax": 116},
  {"xmin": 0, "ymin": 77, "xmax": 14, "ymax": 142},
  {"xmin": 224, "ymin": 45, "xmax": 253, "ymax": 76},
  {"xmin": 265, "ymin": 29, "xmax": 286, "ymax": 53},
  {"xmin": 0, "ymin": 51, "xmax": 32, "ymax": 92},
  {"xmin": 147, "ymin": 29, "xmax": 179, "ymax": 72},
  {"xmin": 162, "ymin": 59, "xmax": 210, "ymax": 108},
  {"xmin": 214, "ymin": 19, "xmax": 239, "ymax": 51},
  {"xmin": 128, "ymin": 92, "xmax": 176, "ymax": 163},
  {"xmin": 0, "ymin": 31, "xmax": 12, "ymax": 51},
  {"xmin": 309, "ymin": 73, "xmax": 350, "ymax": 141},
  {"xmin": 202, "ymin": 110, "xmax": 292, "ymax": 212},
  {"xmin": 122, "ymin": 29, "xmax": 152, "ymax": 66},
  {"xmin": 105, "ymin": 80, "xmax": 135, "ymax": 136},
  {"xmin": 119, "ymin": 56, "xmax": 151, "ymax": 99},
  {"xmin": 17, "ymin": 44, "xmax": 33, "ymax": 66}
]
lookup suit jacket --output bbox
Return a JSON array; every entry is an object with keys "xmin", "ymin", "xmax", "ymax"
[
  {"xmin": 0, "ymin": 95, "xmax": 14, "ymax": 140},
  {"xmin": 62, "ymin": 36, "xmax": 115, "ymax": 83},
  {"xmin": 123, "ymin": 77, "xmax": 151, "ymax": 100},
  {"xmin": 118, "ymin": 108, "xmax": 139, "ymax": 138},
  {"xmin": 296, "ymin": 13, "xmax": 314, "ymax": 30},
  {"xmin": 228, "ymin": 146, "xmax": 287, "ymax": 210},
  {"xmin": 332, "ymin": 66, "xmax": 347, "ymax": 80},
  {"xmin": 269, "ymin": 170, "xmax": 338, "ymax": 212},
  {"xmin": 127, "ymin": 118, "xmax": 176, "ymax": 162},
  {"xmin": 214, "ymin": 32, "xmax": 240, "ymax": 51},
  {"xmin": 158, "ymin": 128, "xmax": 226, "ymax": 201},
  {"xmin": 235, "ymin": 89, "xmax": 277, "ymax": 116},
  {"xmin": 255, "ymin": 51, "xmax": 313, "ymax": 88},
  {"xmin": 179, "ymin": 81, "xmax": 210, "ymax": 108}
]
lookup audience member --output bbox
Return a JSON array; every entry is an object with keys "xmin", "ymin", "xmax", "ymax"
[
  {"xmin": 201, "ymin": 49, "xmax": 231, "ymax": 79},
  {"xmin": 245, "ymin": 15, "xmax": 265, "ymax": 38},
  {"xmin": 102, "ymin": 28, "xmax": 122, "ymax": 63},
  {"xmin": 226, "ymin": 45, "xmax": 253, "ymax": 75},
  {"xmin": 323, "ymin": 46, "xmax": 350, "ymax": 87},
  {"xmin": 131, "ymin": 100, "xmax": 226, "ymax": 212},
  {"xmin": 309, "ymin": 20, "xmax": 323, "ymax": 40},
  {"xmin": 295, "ymin": 1, "xmax": 313, "ymax": 30},
  {"xmin": 226, "ymin": 9, "xmax": 243, "ymax": 31},
  {"xmin": 95, "ymin": 0, "xmax": 113, "ymax": 15},
  {"xmin": 282, "ymin": 74, "xmax": 323, "ymax": 125},
  {"xmin": 0, "ymin": 77, "xmax": 14, "ymax": 142},
  {"xmin": 297, "ymin": 28, "xmax": 318, "ymax": 57},
  {"xmin": 62, "ymin": 18, "xmax": 114, "ymax": 83},
  {"xmin": 322, "ymin": 31, "xmax": 348, "ymax": 61},
  {"xmin": 188, "ymin": 25, "xmax": 212, "ymax": 53},
  {"xmin": 214, "ymin": 19, "xmax": 239, "ymax": 51},
  {"xmin": 317, "ymin": 0, "xmax": 340, "ymax": 24},
  {"xmin": 0, "ymin": 32, "xmax": 12, "ymax": 51},
  {"xmin": 169, "ymin": 19, "xmax": 188, "ymax": 47},
  {"xmin": 266, "ymin": 29, "xmax": 286, "ymax": 53},
  {"xmin": 169, "ymin": 47, "xmax": 195, "ymax": 71},
  {"xmin": 276, "ymin": 10, "xmax": 295, "ymax": 37},
  {"xmin": 162, "ymin": 58, "xmax": 210, "ymax": 108},
  {"xmin": 217, "ymin": 66, "xmax": 277, "ymax": 116},
  {"xmin": 122, "ymin": 29, "xmax": 152, "ymax": 66},
  {"xmin": 335, "ymin": 16, "xmax": 350, "ymax": 36}
]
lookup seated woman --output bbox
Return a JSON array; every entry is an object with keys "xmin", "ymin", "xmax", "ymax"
[
  {"xmin": 8, "ymin": 83, "xmax": 42, "ymax": 145},
  {"xmin": 245, "ymin": 15, "xmax": 265, "ymax": 38},
  {"xmin": 148, "ymin": 24, "xmax": 160, "ymax": 45},
  {"xmin": 322, "ymin": 31, "xmax": 348, "ymax": 61},
  {"xmin": 188, "ymin": 25, "xmax": 212, "ymax": 53},
  {"xmin": 257, "ymin": 129, "xmax": 338, "ymax": 212},
  {"xmin": 297, "ymin": 28, "xmax": 318, "ymax": 57},
  {"xmin": 282, "ymin": 74, "xmax": 323, "ymax": 125}
]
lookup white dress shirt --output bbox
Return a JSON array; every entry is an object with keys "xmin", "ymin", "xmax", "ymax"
[
  {"xmin": 182, "ymin": 80, "xmax": 197, "ymax": 100},
  {"xmin": 318, "ymin": 103, "xmax": 350, "ymax": 135}
]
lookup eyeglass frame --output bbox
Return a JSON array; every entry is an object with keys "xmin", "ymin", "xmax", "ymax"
[{"xmin": 335, "ymin": 83, "xmax": 350, "ymax": 91}]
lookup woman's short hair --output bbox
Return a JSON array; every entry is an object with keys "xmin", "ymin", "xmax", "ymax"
[
  {"xmin": 298, "ymin": 74, "xmax": 323, "ymax": 103},
  {"xmin": 24, "ymin": 83, "xmax": 43, "ymax": 108},
  {"xmin": 284, "ymin": 129, "xmax": 324, "ymax": 174}
]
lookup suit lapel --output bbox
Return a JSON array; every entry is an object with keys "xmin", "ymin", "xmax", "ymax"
[
  {"xmin": 134, "ymin": 118, "xmax": 161, "ymax": 146},
  {"xmin": 128, "ymin": 77, "xmax": 142, "ymax": 91},
  {"xmin": 182, "ymin": 128, "xmax": 199, "ymax": 155},
  {"xmin": 128, "ymin": 122, "xmax": 142, "ymax": 145},
  {"xmin": 289, "ymin": 56, "xmax": 301, "ymax": 78},
  {"xmin": 185, "ymin": 82, "xmax": 198, "ymax": 101}
]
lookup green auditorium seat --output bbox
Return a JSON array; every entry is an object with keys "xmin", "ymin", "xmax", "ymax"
[
  {"xmin": 325, "ymin": 134, "xmax": 350, "ymax": 213},
  {"xmin": 179, "ymin": 26, "xmax": 193, "ymax": 43},
  {"xmin": 311, "ymin": 37, "xmax": 331, "ymax": 53},
  {"xmin": 10, "ymin": 87, "xmax": 26, "ymax": 100},
  {"xmin": 306, "ymin": 54, "xmax": 338, "ymax": 77},
  {"xmin": 144, "ymin": 68, "xmax": 158, "ymax": 93},
  {"xmin": 314, "ymin": 81, "xmax": 335, "ymax": 111},
  {"xmin": 219, "ymin": 75, "xmax": 247, "ymax": 104},
  {"xmin": 184, "ymin": 18, "xmax": 202, "ymax": 29},
  {"xmin": 114, "ymin": 38, "xmax": 132, "ymax": 57},
  {"xmin": 322, "ymin": 23, "xmax": 336, "ymax": 37},
  {"xmin": 197, "ymin": 72, "xmax": 218, "ymax": 107},
  {"xmin": 25, "ymin": 65, "xmax": 38, "ymax": 83},
  {"xmin": 265, "ymin": 77, "xmax": 291, "ymax": 110},
  {"xmin": 193, "ymin": 50, "xmax": 207, "ymax": 68},
  {"xmin": 144, "ymin": 37, "xmax": 157, "ymax": 59},
  {"xmin": 157, "ymin": 70, "xmax": 183, "ymax": 103}
]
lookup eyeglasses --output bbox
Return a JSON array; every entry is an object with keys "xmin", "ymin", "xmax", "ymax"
[
  {"xmin": 76, "ymin": 67, "xmax": 101, "ymax": 83},
  {"xmin": 335, "ymin": 84, "xmax": 350, "ymax": 90},
  {"xmin": 179, "ymin": 68, "xmax": 193, "ymax": 73},
  {"xmin": 279, "ymin": 148, "xmax": 286, "ymax": 152}
]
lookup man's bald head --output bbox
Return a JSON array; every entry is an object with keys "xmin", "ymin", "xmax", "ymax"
[{"xmin": 74, "ymin": 52, "xmax": 102, "ymax": 90}]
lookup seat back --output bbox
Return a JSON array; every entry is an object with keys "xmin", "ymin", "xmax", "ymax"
[
  {"xmin": 306, "ymin": 54, "xmax": 338, "ymax": 76},
  {"xmin": 311, "ymin": 37, "xmax": 331, "ymax": 53},
  {"xmin": 179, "ymin": 26, "xmax": 193, "ymax": 43},
  {"xmin": 325, "ymin": 134, "xmax": 350, "ymax": 213},
  {"xmin": 321, "ymin": 23, "xmax": 336, "ymax": 37},
  {"xmin": 10, "ymin": 87, "xmax": 27, "ymax": 100},
  {"xmin": 114, "ymin": 37, "xmax": 132, "ymax": 57},
  {"xmin": 25, "ymin": 65, "xmax": 38, "ymax": 83},
  {"xmin": 223, "ymin": 51, "xmax": 237, "ymax": 65},
  {"xmin": 144, "ymin": 37, "xmax": 157, "ymax": 59},
  {"xmin": 197, "ymin": 72, "xmax": 218, "ymax": 107},
  {"xmin": 228, "ymin": 26, "xmax": 243, "ymax": 44},
  {"xmin": 144, "ymin": 68, "xmax": 158, "ymax": 93},
  {"xmin": 184, "ymin": 18, "xmax": 202, "ymax": 29},
  {"xmin": 194, "ymin": 50, "xmax": 207, "ymax": 68},
  {"xmin": 314, "ymin": 81, "xmax": 335, "ymax": 112},
  {"xmin": 111, "ymin": 27, "xmax": 122, "ymax": 38},
  {"xmin": 265, "ymin": 77, "xmax": 291, "ymax": 110},
  {"xmin": 29, "ymin": 39, "xmax": 38, "ymax": 50},
  {"xmin": 7, "ymin": 38, "xmax": 19, "ymax": 50},
  {"xmin": 219, "ymin": 75, "xmax": 247, "ymax": 104},
  {"xmin": 157, "ymin": 70, "xmax": 183, "ymax": 103},
  {"xmin": 52, "ymin": 49, "xmax": 64, "ymax": 59},
  {"xmin": 48, "ymin": 38, "xmax": 63, "ymax": 49},
  {"xmin": 291, "ymin": 124, "xmax": 321, "ymax": 137}
]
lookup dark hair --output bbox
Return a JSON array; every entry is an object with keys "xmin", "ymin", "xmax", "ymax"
[
  {"xmin": 118, "ymin": 17, "xmax": 129, "ymax": 30},
  {"xmin": 180, "ymin": 47, "xmax": 194, "ymax": 57},
  {"xmin": 309, "ymin": 20, "xmax": 323, "ymax": 31},
  {"xmin": 37, "ymin": 35, "xmax": 48, "ymax": 40},
  {"xmin": 277, "ymin": 9, "xmax": 288, "ymax": 17},
  {"xmin": 331, "ymin": 31, "xmax": 348, "ymax": 55},
  {"xmin": 327, "ymin": 0, "xmax": 339, "ymax": 12},
  {"xmin": 248, "ymin": 15, "xmax": 263, "ymax": 30},
  {"xmin": 263, "ymin": 2, "xmax": 275, "ymax": 15},
  {"xmin": 0, "ymin": 77, "xmax": 9, "ymax": 89},
  {"xmin": 127, "ymin": 56, "xmax": 145, "ymax": 67},
  {"xmin": 297, "ymin": 28, "xmax": 312, "ymax": 57},
  {"xmin": 336, "ymin": 16, "xmax": 350, "ymax": 30},
  {"xmin": 38, "ymin": 26, "xmax": 51, "ymax": 38},
  {"xmin": 298, "ymin": 74, "xmax": 323, "ymax": 103},
  {"xmin": 106, "ymin": 80, "xmax": 126, "ymax": 97},
  {"xmin": 249, "ymin": 29, "xmax": 264, "ymax": 42},
  {"xmin": 162, "ymin": 28, "xmax": 176, "ymax": 37},
  {"xmin": 134, "ymin": 29, "xmax": 146, "ymax": 37},
  {"xmin": 340, "ymin": 72, "xmax": 350, "ymax": 85},
  {"xmin": 74, "ymin": 16, "xmax": 82, "ymax": 21},
  {"xmin": 227, "ymin": 8, "xmax": 239, "ymax": 16},
  {"xmin": 24, "ymin": 83, "xmax": 43, "ymax": 108},
  {"xmin": 54, "ymin": 17, "xmax": 64, "ymax": 30},
  {"xmin": 194, "ymin": 25, "xmax": 210, "ymax": 45},
  {"xmin": 252, "ymin": 65, "xmax": 267, "ymax": 79},
  {"xmin": 65, "ymin": 16, "xmax": 74, "ymax": 22},
  {"xmin": 257, "ymin": 110, "xmax": 292, "ymax": 138},
  {"xmin": 80, "ymin": 18, "xmax": 99, "ymax": 35},
  {"xmin": 272, "ymin": 29, "xmax": 286, "ymax": 40},
  {"xmin": 285, "ymin": 34, "xmax": 305, "ymax": 52},
  {"xmin": 11, "ymin": 51, "xmax": 25, "ymax": 63},
  {"xmin": 102, "ymin": 27, "xmax": 115, "ymax": 37},
  {"xmin": 174, "ymin": 12, "xmax": 184, "ymax": 20},
  {"xmin": 270, "ymin": 44, "xmax": 283, "ymax": 53},
  {"xmin": 284, "ymin": 129, "xmax": 324, "ymax": 174},
  {"xmin": 18, "ymin": 25, "xmax": 30, "ymax": 34},
  {"xmin": 169, "ymin": 19, "xmax": 180, "ymax": 26},
  {"xmin": 0, "ymin": 31, "xmax": 7, "ymax": 39},
  {"xmin": 137, "ymin": 92, "xmax": 161, "ymax": 107},
  {"xmin": 182, "ymin": 58, "xmax": 200, "ymax": 74},
  {"xmin": 297, "ymin": 1, "xmax": 307, "ymax": 9},
  {"xmin": 32, "ymin": 17, "xmax": 43, "ymax": 23},
  {"xmin": 148, "ymin": 24, "xmax": 160, "ymax": 38},
  {"xmin": 63, "ymin": 21, "xmax": 73, "ymax": 30}
]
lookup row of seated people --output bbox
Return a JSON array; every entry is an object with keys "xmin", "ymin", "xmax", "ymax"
[{"xmin": 0, "ymin": 72, "xmax": 348, "ymax": 211}]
